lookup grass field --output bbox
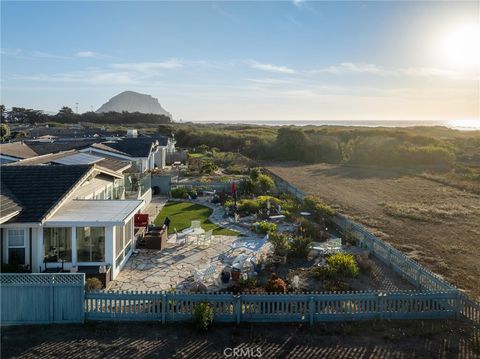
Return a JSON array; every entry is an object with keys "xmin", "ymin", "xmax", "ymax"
[
  {"xmin": 154, "ymin": 201, "xmax": 238, "ymax": 236},
  {"xmin": 266, "ymin": 162, "xmax": 480, "ymax": 300}
]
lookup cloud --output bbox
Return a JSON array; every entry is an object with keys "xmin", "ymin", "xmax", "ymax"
[
  {"xmin": 314, "ymin": 62, "xmax": 391, "ymax": 75},
  {"xmin": 31, "ymin": 51, "xmax": 67, "ymax": 59},
  {"xmin": 1, "ymin": 48, "xmax": 22, "ymax": 56},
  {"xmin": 76, "ymin": 51, "xmax": 98, "ymax": 58},
  {"xmin": 248, "ymin": 61, "xmax": 297, "ymax": 74},
  {"xmin": 110, "ymin": 59, "xmax": 183, "ymax": 73},
  {"xmin": 312, "ymin": 62, "xmax": 469, "ymax": 79},
  {"xmin": 16, "ymin": 70, "xmax": 141, "ymax": 86},
  {"xmin": 292, "ymin": 0, "xmax": 304, "ymax": 7}
]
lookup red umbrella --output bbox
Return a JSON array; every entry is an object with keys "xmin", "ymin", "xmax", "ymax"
[{"xmin": 231, "ymin": 181, "xmax": 237, "ymax": 194}]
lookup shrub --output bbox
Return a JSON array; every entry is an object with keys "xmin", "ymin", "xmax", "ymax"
[
  {"xmin": 268, "ymin": 232, "xmax": 291, "ymax": 256},
  {"xmin": 238, "ymin": 199, "xmax": 261, "ymax": 215},
  {"xmin": 193, "ymin": 302, "xmax": 214, "ymax": 332},
  {"xmin": 303, "ymin": 196, "xmax": 336, "ymax": 219},
  {"xmin": 327, "ymin": 253, "xmax": 359, "ymax": 278},
  {"xmin": 355, "ymin": 253, "xmax": 375, "ymax": 274},
  {"xmin": 171, "ymin": 187, "xmax": 189, "ymax": 199},
  {"xmin": 255, "ymin": 221, "xmax": 277, "ymax": 234},
  {"xmin": 265, "ymin": 274, "xmax": 287, "ymax": 293},
  {"xmin": 238, "ymin": 276, "xmax": 259, "ymax": 290},
  {"xmin": 289, "ymin": 236, "xmax": 312, "ymax": 258},
  {"xmin": 85, "ymin": 277, "xmax": 102, "ymax": 291}
]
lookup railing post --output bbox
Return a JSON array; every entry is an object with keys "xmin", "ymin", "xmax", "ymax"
[
  {"xmin": 309, "ymin": 296, "xmax": 314, "ymax": 325},
  {"xmin": 162, "ymin": 292, "xmax": 167, "ymax": 324},
  {"xmin": 236, "ymin": 295, "xmax": 241, "ymax": 324}
]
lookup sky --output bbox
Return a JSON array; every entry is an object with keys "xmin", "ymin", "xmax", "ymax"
[{"xmin": 1, "ymin": 1, "xmax": 479, "ymax": 124}]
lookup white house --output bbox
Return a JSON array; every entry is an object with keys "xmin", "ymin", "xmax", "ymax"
[
  {"xmin": 0, "ymin": 164, "xmax": 145, "ymax": 280},
  {"xmin": 79, "ymin": 136, "xmax": 174, "ymax": 172}
]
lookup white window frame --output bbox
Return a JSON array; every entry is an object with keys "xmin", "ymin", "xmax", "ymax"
[
  {"xmin": 7, "ymin": 229, "xmax": 26, "ymax": 264},
  {"xmin": 7, "ymin": 229, "xmax": 26, "ymax": 248}
]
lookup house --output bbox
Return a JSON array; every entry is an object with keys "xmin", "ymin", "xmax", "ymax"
[
  {"xmin": 0, "ymin": 164, "xmax": 145, "ymax": 279},
  {"xmin": 0, "ymin": 142, "xmax": 39, "ymax": 164},
  {"xmin": 80, "ymin": 136, "xmax": 174, "ymax": 171}
]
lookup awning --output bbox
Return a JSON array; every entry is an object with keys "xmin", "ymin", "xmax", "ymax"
[{"xmin": 44, "ymin": 199, "xmax": 144, "ymax": 226}]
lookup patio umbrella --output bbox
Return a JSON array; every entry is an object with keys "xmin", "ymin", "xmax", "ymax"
[{"xmin": 231, "ymin": 181, "xmax": 237, "ymax": 207}]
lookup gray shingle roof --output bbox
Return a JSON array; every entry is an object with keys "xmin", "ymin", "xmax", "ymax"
[
  {"xmin": 0, "ymin": 183, "xmax": 23, "ymax": 221},
  {"xmin": 95, "ymin": 139, "xmax": 154, "ymax": 158},
  {"xmin": 0, "ymin": 142, "xmax": 39, "ymax": 159},
  {"xmin": 0, "ymin": 165, "xmax": 92, "ymax": 223}
]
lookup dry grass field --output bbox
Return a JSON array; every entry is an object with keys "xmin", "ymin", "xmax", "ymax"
[{"xmin": 266, "ymin": 162, "xmax": 480, "ymax": 300}]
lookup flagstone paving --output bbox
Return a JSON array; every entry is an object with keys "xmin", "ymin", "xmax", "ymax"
[
  {"xmin": 108, "ymin": 235, "xmax": 256, "ymax": 292},
  {"xmin": 109, "ymin": 198, "xmax": 265, "ymax": 292}
]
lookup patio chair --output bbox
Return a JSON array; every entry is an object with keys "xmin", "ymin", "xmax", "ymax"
[
  {"xmin": 191, "ymin": 220, "xmax": 201, "ymax": 230},
  {"xmin": 192, "ymin": 263, "xmax": 216, "ymax": 283},
  {"xmin": 325, "ymin": 238, "xmax": 342, "ymax": 254},
  {"xmin": 197, "ymin": 230, "xmax": 213, "ymax": 247},
  {"xmin": 221, "ymin": 235, "xmax": 269, "ymax": 263}
]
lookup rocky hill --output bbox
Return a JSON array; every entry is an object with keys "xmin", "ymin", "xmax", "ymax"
[{"xmin": 96, "ymin": 91, "xmax": 171, "ymax": 118}]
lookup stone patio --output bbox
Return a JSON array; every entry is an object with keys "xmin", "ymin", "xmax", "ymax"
[{"xmin": 108, "ymin": 235, "xmax": 265, "ymax": 292}]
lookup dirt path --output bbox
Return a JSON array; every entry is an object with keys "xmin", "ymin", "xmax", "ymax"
[
  {"xmin": 2, "ymin": 321, "xmax": 477, "ymax": 358},
  {"xmin": 266, "ymin": 162, "xmax": 480, "ymax": 300}
]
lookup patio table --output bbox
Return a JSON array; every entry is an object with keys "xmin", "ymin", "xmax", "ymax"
[{"xmin": 182, "ymin": 227, "xmax": 205, "ymax": 243}]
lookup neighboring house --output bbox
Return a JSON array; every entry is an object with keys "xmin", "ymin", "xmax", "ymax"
[
  {"xmin": 0, "ymin": 142, "xmax": 39, "ymax": 164},
  {"xmin": 0, "ymin": 165, "xmax": 144, "ymax": 279},
  {"xmin": 9, "ymin": 150, "xmax": 132, "ymax": 174},
  {"xmin": 80, "ymin": 136, "xmax": 174, "ymax": 171}
]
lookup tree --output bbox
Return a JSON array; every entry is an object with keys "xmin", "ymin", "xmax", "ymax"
[
  {"xmin": 56, "ymin": 106, "xmax": 76, "ymax": 123},
  {"xmin": 1, "ymin": 122, "xmax": 10, "ymax": 142},
  {"xmin": 275, "ymin": 127, "xmax": 309, "ymax": 160},
  {"xmin": 0, "ymin": 105, "xmax": 6, "ymax": 121},
  {"xmin": 255, "ymin": 174, "xmax": 275, "ymax": 194}
]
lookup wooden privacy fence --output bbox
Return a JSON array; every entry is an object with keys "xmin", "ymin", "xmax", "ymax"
[
  {"xmin": 267, "ymin": 171, "xmax": 480, "ymax": 326},
  {"xmin": 85, "ymin": 290, "xmax": 459, "ymax": 323},
  {"xmin": 1, "ymin": 273, "xmax": 85, "ymax": 325}
]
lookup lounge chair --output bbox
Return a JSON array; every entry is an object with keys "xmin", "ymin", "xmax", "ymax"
[{"xmin": 221, "ymin": 235, "xmax": 269, "ymax": 263}]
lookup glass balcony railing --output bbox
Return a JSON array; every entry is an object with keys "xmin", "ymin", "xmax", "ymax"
[{"xmin": 124, "ymin": 173, "xmax": 151, "ymax": 199}]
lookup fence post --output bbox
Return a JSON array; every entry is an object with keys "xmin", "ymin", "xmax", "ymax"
[
  {"xmin": 236, "ymin": 295, "xmax": 241, "ymax": 324},
  {"xmin": 416, "ymin": 268, "xmax": 422, "ymax": 289},
  {"xmin": 455, "ymin": 292, "xmax": 462, "ymax": 320},
  {"xmin": 309, "ymin": 296, "xmax": 314, "ymax": 325},
  {"xmin": 49, "ymin": 274, "xmax": 54, "ymax": 323},
  {"xmin": 80, "ymin": 274, "xmax": 85, "ymax": 323},
  {"xmin": 162, "ymin": 292, "xmax": 167, "ymax": 324}
]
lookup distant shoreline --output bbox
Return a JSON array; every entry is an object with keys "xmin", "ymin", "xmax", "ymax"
[{"xmin": 182, "ymin": 119, "xmax": 480, "ymax": 131}]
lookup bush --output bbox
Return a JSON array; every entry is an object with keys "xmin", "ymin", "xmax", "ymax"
[
  {"xmin": 288, "ymin": 236, "xmax": 312, "ymax": 258},
  {"xmin": 171, "ymin": 187, "xmax": 189, "ymax": 199},
  {"xmin": 238, "ymin": 199, "xmax": 261, "ymax": 215},
  {"xmin": 303, "ymin": 196, "xmax": 336, "ymax": 219},
  {"xmin": 268, "ymin": 232, "xmax": 291, "ymax": 256},
  {"xmin": 265, "ymin": 274, "xmax": 287, "ymax": 293},
  {"xmin": 85, "ymin": 277, "xmax": 102, "ymax": 291},
  {"xmin": 193, "ymin": 302, "xmax": 214, "ymax": 332},
  {"xmin": 327, "ymin": 253, "xmax": 359, "ymax": 278},
  {"xmin": 355, "ymin": 253, "xmax": 374, "ymax": 274},
  {"xmin": 255, "ymin": 221, "xmax": 277, "ymax": 234},
  {"xmin": 311, "ymin": 253, "xmax": 359, "ymax": 281}
]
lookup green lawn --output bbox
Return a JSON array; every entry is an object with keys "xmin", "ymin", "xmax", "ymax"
[{"xmin": 154, "ymin": 201, "xmax": 238, "ymax": 236}]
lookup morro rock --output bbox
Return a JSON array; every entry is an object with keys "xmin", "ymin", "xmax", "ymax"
[{"xmin": 96, "ymin": 91, "xmax": 171, "ymax": 117}]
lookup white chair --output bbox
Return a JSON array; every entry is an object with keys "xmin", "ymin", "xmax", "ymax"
[
  {"xmin": 192, "ymin": 263, "xmax": 216, "ymax": 283},
  {"xmin": 191, "ymin": 220, "xmax": 201, "ymax": 229},
  {"xmin": 197, "ymin": 230, "xmax": 213, "ymax": 247}
]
